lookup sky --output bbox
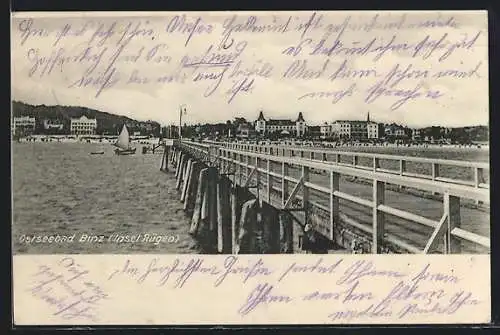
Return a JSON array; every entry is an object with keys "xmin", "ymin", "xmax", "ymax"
[{"xmin": 11, "ymin": 11, "xmax": 489, "ymax": 128}]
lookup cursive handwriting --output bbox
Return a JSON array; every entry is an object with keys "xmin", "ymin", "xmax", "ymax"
[
  {"xmin": 238, "ymin": 283, "xmax": 293, "ymax": 316},
  {"xmin": 278, "ymin": 257, "xmax": 343, "ymax": 282},
  {"xmin": 336, "ymin": 260, "xmax": 407, "ymax": 285},
  {"xmin": 297, "ymin": 83, "xmax": 356, "ymax": 104},
  {"xmin": 27, "ymin": 257, "xmax": 109, "ymax": 321},
  {"xmin": 17, "ymin": 255, "xmax": 487, "ymax": 323},
  {"xmin": 13, "ymin": 11, "xmax": 487, "ymax": 111}
]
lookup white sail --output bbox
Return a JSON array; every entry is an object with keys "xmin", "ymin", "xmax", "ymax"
[{"xmin": 115, "ymin": 125, "xmax": 130, "ymax": 150}]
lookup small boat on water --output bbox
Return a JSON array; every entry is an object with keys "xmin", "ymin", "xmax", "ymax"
[
  {"xmin": 90, "ymin": 151, "xmax": 105, "ymax": 155},
  {"xmin": 114, "ymin": 124, "xmax": 136, "ymax": 155}
]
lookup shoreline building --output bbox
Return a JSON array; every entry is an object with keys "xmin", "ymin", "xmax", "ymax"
[
  {"xmin": 237, "ymin": 123, "xmax": 252, "ymax": 139},
  {"xmin": 12, "ymin": 116, "xmax": 36, "ymax": 135},
  {"xmin": 366, "ymin": 113, "xmax": 380, "ymax": 139},
  {"xmin": 70, "ymin": 115, "xmax": 97, "ymax": 135},
  {"xmin": 254, "ymin": 110, "xmax": 308, "ymax": 137},
  {"xmin": 384, "ymin": 123, "xmax": 406, "ymax": 140},
  {"xmin": 43, "ymin": 119, "xmax": 64, "ymax": 131},
  {"xmin": 321, "ymin": 113, "xmax": 381, "ymax": 141},
  {"xmin": 411, "ymin": 128, "xmax": 422, "ymax": 141}
]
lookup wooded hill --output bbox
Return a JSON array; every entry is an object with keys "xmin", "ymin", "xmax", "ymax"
[{"xmin": 12, "ymin": 101, "xmax": 161, "ymax": 136}]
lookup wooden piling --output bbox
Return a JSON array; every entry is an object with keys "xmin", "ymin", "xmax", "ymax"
[
  {"xmin": 217, "ymin": 176, "xmax": 232, "ymax": 253},
  {"xmin": 280, "ymin": 211, "xmax": 294, "ymax": 253},
  {"xmin": 235, "ymin": 199, "xmax": 258, "ymax": 254},
  {"xmin": 445, "ymin": 193, "xmax": 461, "ymax": 254},
  {"xmin": 172, "ymin": 148, "xmax": 178, "ymax": 166},
  {"xmin": 190, "ymin": 167, "xmax": 208, "ymax": 236},
  {"xmin": 184, "ymin": 161, "xmax": 200, "ymax": 213},
  {"xmin": 163, "ymin": 146, "xmax": 169, "ymax": 172},
  {"xmin": 201, "ymin": 182, "xmax": 209, "ymax": 225},
  {"xmin": 207, "ymin": 167, "xmax": 218, "ymax": 250},
  {"xmin": 175, "ymin": 152, "xmax": 183, "ymax": 179},
  {"xmin": 231, "ymin": 186, "xmax": 239, "ymax": 254},
  {"xmin": 180, "ymin": 159, "xmax": 193, "ymax": 202},
  {"xmin": 175, "ymin": 155, "xmax": 185, "ymax": 189},
  {"xmin": 177, "ymin": 154, "xmax": 189, "ymax": 190},
  {"xmin": 261, "ymin": 202, "xmax": 280, "ymax": 254},
  {"xmin": 231, "ymin": 186, "xmax": 253, "ymax": 253}
]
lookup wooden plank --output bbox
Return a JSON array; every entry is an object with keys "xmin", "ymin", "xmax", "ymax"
[
  {"xmin": 280, "ymin": 211, "xmax": 294, "ymax": 253},
  {"xmin": 451, "ymin": 228, "xmax": 490, "ymax": 248},
  {"xmin": 377, "ymin": 204, "xmax": 437, "ymax": 228},
  {"xmin": 217, "ymin": 177, "xmax": 232, "ymax": 253},
  {"xmin": 231, "ymin": 187, "xmax": 239, "ymax": 254},
  {"xmin": 180, "ymin": 159, "xmax": 192, "ymax": 202},
  {"xmin": 423, "ymin": 213, "xmax": 448, "ymax": 254},
  {"xmin": 444, "ymin": 192, "xmax": 461, "ymax": 254},
  {"xmin": 372, "ymin": 180, "xmax": 385, "ymax": 254},
  {"xmin": 330, "ymin": 171, "xmax": 340, "ymax": 241},
  {"xmin": 284, "ymin": 176, "xmax": 304, "ymax": 209},
  {"xmin": 302, "ymin": 166, "xmax": 310, "ymax": 226},
  {"xmin": 190, "ymin": 168, "xmax": 208, "ymax": 236},
  {"xmin": 281, "ymin": 162, "xmax": 289, "ymax": 207},
  {"xmin": 266, "ymin": 159, "xmax": 271, "ymax": 203},
  {"xmin": 235, "ymin": 199, "xmax": 258, "ymax": 254},
  {"xmin": 243, "ymin": 166, "xmax": 257, "ymax": 188},
  {"xmin": 183, "ymin": 161, "xmax": 199, "ymax": 213}
]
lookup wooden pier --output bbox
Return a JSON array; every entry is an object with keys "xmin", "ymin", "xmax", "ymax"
[{"xmin": 160, "ymin": 140, "xmax": 490, "ymax": 254}]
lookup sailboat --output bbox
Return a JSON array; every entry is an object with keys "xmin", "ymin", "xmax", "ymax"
[{"xmin": 114, "ymin": 124, "xmax": 136, "ymax": 155}]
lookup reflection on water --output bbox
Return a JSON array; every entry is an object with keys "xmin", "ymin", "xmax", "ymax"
[{"xmin": 12, "ymin": 142, "xmax": 199, "ymax": 254}]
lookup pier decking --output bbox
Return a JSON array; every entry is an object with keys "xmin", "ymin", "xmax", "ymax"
[{"xmin": 162, "ymin": 140, "xmax": 490, "ymax": 254}]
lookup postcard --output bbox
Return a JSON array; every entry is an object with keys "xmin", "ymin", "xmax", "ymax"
[{"xmin": 11, "ymin": 10, "xmax": 490, "ymax": 325}]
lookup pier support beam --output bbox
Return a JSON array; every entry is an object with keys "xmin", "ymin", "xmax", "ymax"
[
  {"xmin": 261, "ymin": 202, "xmax": 280, "ymax": 253},
  {"xmin": 164, "ymin": 146, "xmax": 170, "ymax": 171},
  {"xmin": 180, "ymin": 159, "xmax": 193, "ymax": 202},
  {"xmin": 330, "ymin": 171, "xmax": 340, "ymax": 241},
  {"xmin": 235, "ymin": 199, "xmax": 258, "ymax": 254},
  {"xmin": 280, "ymin": 211, "xmax": 294, "ymax": 253},
  {"xmin": 217, "ymin": 176, "xmax": 232, "ymax": 253},
  {"xmin": 176, "ymin": 154, "xmax": 187, "ymax": 190},
  {"xmin": 444, "ymin": 193, "xmax": 461, "ymax": 254},
  {"xmin": 281, "ymin": 162, "xmax": 289, "ymax": 207},
  {"xmin": 190, "ymin": 167, "xmax": 208, "ymax": 236},
  {"xmin": 201, "ymin": 167, "xmax": 218, "ymax": 253},
  {"xmin": 475, "ymin": 167, "xmax": 485, "ymax": 205},
  {"xmin": 231, "ymin": 186, "xmax": 240, "ymax": 254},
  {"xmin": 175, "ymin": 152, "xmax": 183, "ymax": 179},
  {"xmin": 372, "ymin": 179, "xmax": 386, "ymax": 254},
  {"xmin": 183, "ymin": 161, "xmax": 200, "ymax": 214},
  {"xmin": 160, "ymin": 147, "xmax": 167, "ymax": 171}
]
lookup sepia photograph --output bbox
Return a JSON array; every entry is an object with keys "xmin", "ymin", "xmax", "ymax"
[
  {"xmin": 11, "ymin": 11, "xmax": 489, "ymax": 256},
  {"xmin": 10, "ymin": 10, "xmax": 492, "ymax": 326}
]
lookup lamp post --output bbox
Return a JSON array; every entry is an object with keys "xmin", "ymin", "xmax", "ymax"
[{"xmin": 179, "ymin": 104, "xmax": 187, "ymax": 140}]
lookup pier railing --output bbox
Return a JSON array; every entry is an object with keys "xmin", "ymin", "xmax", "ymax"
[
  {"xmin": 177, "ymin": 140, "xmax": 490, "ymax": 254},
  {"xmin": 202, "ymin": 140, "xmax": 489, "ymax": 191}
]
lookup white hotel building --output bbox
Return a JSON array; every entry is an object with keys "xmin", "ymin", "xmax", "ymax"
[
  {"xmin": 367, "ymin": 121, "xmax": 379, "ymax": 139},
  {"xmin": 12, "ymin": 116, "xmax": 36, "ymax": 135},
  {"xmin": 255, "ymin": 111, "xmax": 308, "ymax": 137},
  {"xmin": 70, "ymin": 115, "xmax": 97, "ymax": 135},
  {"xmin": 320, "ymin": 113, "xmax": 380, "ymax": 140}
]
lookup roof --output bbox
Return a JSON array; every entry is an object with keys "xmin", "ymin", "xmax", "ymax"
[
  {"xmin": 267, "ymin": 119, "xmax": 295, "ymax": 126},
  {"xmin": 296, "ymin": 112, "xmax": 305, "ymax": 122},
  {"xmin": 257, "ymin": 111, "xmax": 266, "ymax": 121},
  {"xmin": 238, "ymin": 123, "xmax": 251, "ymax": 130},
  {"xmin": 71, "ymin": 115, "xmax": 96, "ymax": 121},
  {"xmin": 14, "ymin": 115, "xmax": 35, "ymax": 119}
]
